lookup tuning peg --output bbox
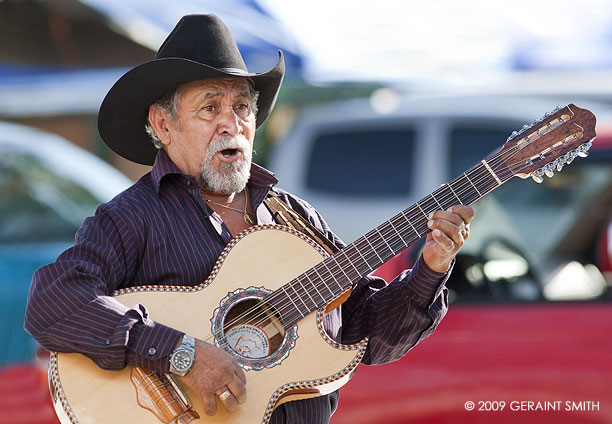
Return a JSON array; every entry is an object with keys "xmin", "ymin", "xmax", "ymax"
[
  {"xmin": 577, "ymin": 141, "xmax": 593, "ymax": 158},
  {"xmin": 545, "ymin": 162, "xmax": 556, "ymax": 178},
  {"xmin": 532, "ymin": 168, "xmax": 545, "ymax": 183},
  {"xmin": 554, "ymin": 105, "xmax": 562, "ymax": 112},
  {"xmin": 507, "ymin": 130, "xmax": 519, "ymax": 141},
  {"xmin": 578, "ymin": 144, "xmax": 590, "ymax": 158},
  {"xmin": 565, "ymin": 150, "xmax": 578, "ymax": 165},
  {"xmin": 556, "ymin": 156, "xmax": 567, "ymax": 172}
]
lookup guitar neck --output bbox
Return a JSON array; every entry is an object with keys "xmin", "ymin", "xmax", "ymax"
[{"xmin": 269, "ymin": 151, "xmax": 514, "ymax": 328}]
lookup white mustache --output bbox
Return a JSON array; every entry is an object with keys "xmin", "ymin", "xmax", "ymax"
[{"xmin": 206, "ymin": 134, "xmax": 252, "ymax": 162}]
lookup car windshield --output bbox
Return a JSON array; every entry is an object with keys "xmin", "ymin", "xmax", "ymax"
[
  {"xmin": 446, "ymin": 125, "xmax": 610, "ymax": 263},
  {"xmin": 0, "ymin": 149, "xmax": 101, "ymax": 243}
]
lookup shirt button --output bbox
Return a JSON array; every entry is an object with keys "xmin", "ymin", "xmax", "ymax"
[
  {"xmin": 148, "ymin": 347, "xmax": 157, "ymax": 356},
  {"xmin": 186, "ymin": 179, "xmax": 192, "ymax": 186},
  {"xmin": 105, "ymin": 339, "xmax": 111, "ymax": 345}
]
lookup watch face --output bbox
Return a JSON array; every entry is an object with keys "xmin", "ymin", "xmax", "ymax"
[{"xmin": 172, "ymin": 350, "xmax": 193, "ymax": 371}]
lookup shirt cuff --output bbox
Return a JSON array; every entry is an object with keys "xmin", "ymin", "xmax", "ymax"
[
  {"xmin": 402, "ymin": 254, "xmax": 453, "ymax": 309},
  {"xmin": 125, "ymin": 319, "xmax": 184, "ymax": 374}
]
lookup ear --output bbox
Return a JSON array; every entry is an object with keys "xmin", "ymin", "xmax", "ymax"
[{"xmin": 148, "ymin": 106, "xmax": 172, "ymax": 146}]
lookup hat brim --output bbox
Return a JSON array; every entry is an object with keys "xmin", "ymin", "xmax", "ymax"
[{"xmin": 98, "ymin": 51, "xmax": 285, "ymax": 165}]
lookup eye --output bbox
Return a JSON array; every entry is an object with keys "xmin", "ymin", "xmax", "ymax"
[
  {"xmin": 235, "ymin": 103, "xmax": 249, "ymax": 111},
  {"xmin": 202, "ymin": 104, "xmax": 215, "ymax": 112}
]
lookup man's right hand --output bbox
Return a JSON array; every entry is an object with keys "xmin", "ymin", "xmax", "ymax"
[{"xmin": 179, "ymin": 339, "xmax": 247, "ymax": 416}]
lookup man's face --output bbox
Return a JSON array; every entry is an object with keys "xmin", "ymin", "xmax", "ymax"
[{"xmin": 155, "ymin": 78, "xmax": 257, "ymax": 194}]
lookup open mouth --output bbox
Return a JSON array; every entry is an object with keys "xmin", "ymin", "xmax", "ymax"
[{"xmin": 217, "ymin": 148, "xmax": 242, "ymax": 161}]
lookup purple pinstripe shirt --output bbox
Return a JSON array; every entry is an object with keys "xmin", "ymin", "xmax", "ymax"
[{"xmin": 25, "ymin": 149, "xmax": 450, "ymax": 423}]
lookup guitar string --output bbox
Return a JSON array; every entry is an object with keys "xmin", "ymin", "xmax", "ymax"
[
  {"xmin": 210, "ymin": 127, "xmax": 589, "ymax": 350},
  {"xmin": 203, "ymin": 111, "xmax": 581, "ymax": 343},
  {"xmin": 201, "ymin": 143, "xmax": 533, "ymax": 350},
  {"xmin": 197, "ymin": 143, "xmax": 524, "ymax": 350},
  {"xmin": 204, "ymin": 144, "xmax": 530, "ymax": 350},
  {"xmin": 263, "ymin": 136, "xmax": 581, "ymax": 330}
]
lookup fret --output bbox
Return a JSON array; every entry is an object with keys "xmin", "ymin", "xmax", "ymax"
[
  {"xmin": 336, "ymin": 249, "xmax": 361, "ymax": 275},
  {"xmin": 285, "ymin": 281, "xmax": 308, "ymax": 311},
  {"xmin": 430, "ymin": 193, "xmax": 444, "ymax": 210},
  {"xmin": 400, "ymin": 210, "xmax": 421, "ymax": 238},
  {"xmin": 447, "ymin": 181, "xmax": 463, "ymax": 204},
  {"xmin": 363, "ymin": 235, "xmax": 385, "ymax": 263},
  {"xmin": 277, "ymin": 286, "xmax": 305, "ymax": 323},
  {"xmin": 415, "ymin": 201, "xmax": 430, "ymax": 220},
  {"xmin": 353, "ymin": 241, "xmax": 374, "ymax": 270},
  {"xmin": 463, "ymin": 172, "xmax": 482, "ymax": 196},
  {"xmin": 320, "ymin": 261, "xmax": 345, "ymax": 291},
  {"xmin": 327, "ymin": 255, "xmax": 353, "ymax": 287},
  {"xmin": 377, "ymin": 225, "xmax": 402, "ymax": 253},
  {"xmin": 301, "ymin": 273, "xmax": 326, "ymax": 305},
  {"xmin": 280, "ymin": 285, "xmax": 303, "ymax": 316},
  {"xmin": 295, "ymin": 276, "xmax": 318, "ymax": 307},
  {"xmin": 311, "ymin": 265, "xmax": 337, "ymax": 298},
  {"xmin": 388, "ymin": 219, "xmax": 409, "ymax": 247}
]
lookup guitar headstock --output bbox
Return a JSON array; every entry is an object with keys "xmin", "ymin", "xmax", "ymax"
[{"xmin": 500, "ymin": 104, "xmax": 597, "ymax": 183}]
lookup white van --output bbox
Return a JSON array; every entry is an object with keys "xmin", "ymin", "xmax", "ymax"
[{"xmin": 269, "ymin": 94, "xmax": 610, "ymax": 251}]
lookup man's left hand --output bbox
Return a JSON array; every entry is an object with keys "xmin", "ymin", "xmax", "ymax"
[{"xmin": 423, "ymin": 205, "xmax": 475, "ymax": 273}]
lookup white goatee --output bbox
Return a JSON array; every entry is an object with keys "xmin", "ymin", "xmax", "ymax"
[{"xmin": 199, "ymin": 134, "xmax": 252, "ymax": 194}]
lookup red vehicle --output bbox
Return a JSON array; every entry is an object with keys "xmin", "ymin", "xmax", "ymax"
[{"xmin": 331, "ymin": 127, "xmax": 612, "ymax": 423}]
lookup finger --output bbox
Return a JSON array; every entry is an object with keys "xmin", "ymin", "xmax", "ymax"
[
  {"xmin": 446, "ymin": 205, "xmax": 475, "ymax": 224},
  {"xmin": 431, "ymin": 228, "xmax": 455, "ymax": 252},
  {"xmin": 234, "ymin": 366, "xmax": 247, "ymax": 385},
  {"xmin": 202, "ymin": 394, "xmax": 217, "ymax": 416},
  {"xmin": 428, "ymin": 210, "xmax": 464, "ymax": 228},
  {"xmin": 216, "ymin": 387, "xmax": 238, "ymax": 413},
  {"xmin": 428, "ymin": 218, "xmax": 464, "ymax": 247},
  {"xmin": 227, "ymin": 378, "xmax": 247, "ymax": 405}
]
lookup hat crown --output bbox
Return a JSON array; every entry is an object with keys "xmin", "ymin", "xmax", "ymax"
[{"xmin": 155, "ymin": 14, "xmax": 248, "ymax": 72}]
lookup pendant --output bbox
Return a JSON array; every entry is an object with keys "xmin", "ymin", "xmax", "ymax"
[{"xmin": 244, "ymin": 212, "xmax": 256, "ymax": 225}]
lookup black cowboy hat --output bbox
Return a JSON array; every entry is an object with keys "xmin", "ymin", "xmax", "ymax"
[{"xmin": 98, "ymin": 14, "xmax": 285, "ymax": 165}]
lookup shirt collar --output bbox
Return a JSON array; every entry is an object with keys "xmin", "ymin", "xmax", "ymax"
[
  {"xmin": 151, "ymin": 149, "xmax": 184, "ymax": 194},
  {"xmin": 151, "ymin": 149, "xmax": 279, "ymax": 195}
]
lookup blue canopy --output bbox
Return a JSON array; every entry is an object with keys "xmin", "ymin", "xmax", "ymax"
[
  {"xmin": 0, "ymin": 0, "xmax": 303, "ymax": 117},
  {"xmin": 79, "ymin": 0, "xmax": 303, "ymax": 77}
]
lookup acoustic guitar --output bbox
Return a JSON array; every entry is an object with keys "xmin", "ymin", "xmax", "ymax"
[{"xmin": 49, "ymin": 104, "xmax": 596, "ymax": 423}]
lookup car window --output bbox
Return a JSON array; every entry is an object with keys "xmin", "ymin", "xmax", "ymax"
[
  {"xmin": 306, "ymin": 128, "xmax": 415, "ymax": 196},
  {"xmin": 449, "ymin": 126, "xmax": 516, "ymax": 177},
  {"xmin": 0, "ymin": 150, "xmax": 100, "ymax": 243}
]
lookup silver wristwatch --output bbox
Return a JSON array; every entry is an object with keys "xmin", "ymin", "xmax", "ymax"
[{"xmin": 169, "ymin": 335, "xmax": 195, "ymax": 376}]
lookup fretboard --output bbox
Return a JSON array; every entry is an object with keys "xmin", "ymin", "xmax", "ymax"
[{"xmin": 267, "ymin": 152, "xmax": 514, "ymax": 328}]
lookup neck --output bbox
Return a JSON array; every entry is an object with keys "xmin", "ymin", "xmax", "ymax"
[{"xmin": 200, "ymin": 188, "xmax": 242, "ymax": 205}]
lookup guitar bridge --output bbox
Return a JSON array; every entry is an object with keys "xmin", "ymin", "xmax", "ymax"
[{"xmin": 130, "ymin": 366, "xmax": 199, "ymax": 423}]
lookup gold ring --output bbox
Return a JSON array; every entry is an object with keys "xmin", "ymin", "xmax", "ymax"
[{"xmin": 218, "ymin": 389, "xmax": 232, "ymax": 402}]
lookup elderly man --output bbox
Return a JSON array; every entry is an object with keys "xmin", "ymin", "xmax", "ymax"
[{"xmin": 25, "ymin": 14, "xmax": 473, "ymax": 423}]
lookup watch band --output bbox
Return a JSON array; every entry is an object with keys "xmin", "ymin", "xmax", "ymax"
[{"xmin": 169, "ymin": 335, "xmax": 196, "ymax": 376}]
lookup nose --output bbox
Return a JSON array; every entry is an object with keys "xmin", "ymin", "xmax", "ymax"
[{"xmin": 216, "ymin": 105, "xmax": 243, "ymax": 137}]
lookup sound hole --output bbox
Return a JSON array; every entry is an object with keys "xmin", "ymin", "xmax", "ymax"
[{"xmin": 223, "ymin": 299, "xmax": 285, "ymax": 359}]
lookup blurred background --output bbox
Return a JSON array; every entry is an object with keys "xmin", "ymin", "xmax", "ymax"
[{"xmin": 1, "ymin": 0, "xmax": 611, "ymax": 423}]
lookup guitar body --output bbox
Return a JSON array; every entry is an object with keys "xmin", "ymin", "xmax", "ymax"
[{"xmin": 49, "ymin": 225, "xmax": 368, "ymax": 424}]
